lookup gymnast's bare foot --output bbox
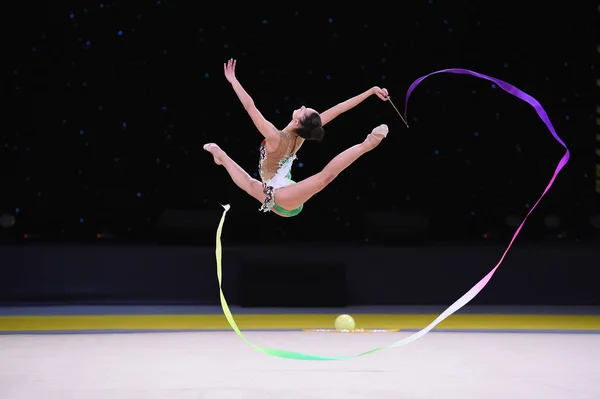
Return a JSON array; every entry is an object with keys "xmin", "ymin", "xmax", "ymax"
[
  {"xmin": 203, "ymin": 143, "xmax": 224, "ymax": 165},
  {"xmin": 363, "ymin": 124, "xmax": 389, "ymax": 150}
]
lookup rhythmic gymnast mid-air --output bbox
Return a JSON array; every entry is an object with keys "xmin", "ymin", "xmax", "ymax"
[{"xmin": 203, "ymin": 58, "xmax": 391, "ymax": 217}]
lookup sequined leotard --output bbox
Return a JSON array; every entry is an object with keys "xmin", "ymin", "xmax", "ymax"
[{"xmin": 258, "ymin": 130, "xmax": 304, "ymax": 213}]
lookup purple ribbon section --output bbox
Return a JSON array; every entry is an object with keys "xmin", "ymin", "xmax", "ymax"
[{"xmin": 403, "ymin": 68, "xmax": 570, "ymax": 301}]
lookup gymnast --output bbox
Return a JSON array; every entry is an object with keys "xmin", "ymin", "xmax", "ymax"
[{"xmin": 203, "ymin": 58, "xmax": 391, "ymax": 217}]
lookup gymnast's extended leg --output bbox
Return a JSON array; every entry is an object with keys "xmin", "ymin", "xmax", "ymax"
[
  {"xmin": 274, "ymin": 124, "xmax": 389, "ymax": 211},
  {"xmin": 203, "ymin": 143, "xmax": 266, "ymax": 204}
]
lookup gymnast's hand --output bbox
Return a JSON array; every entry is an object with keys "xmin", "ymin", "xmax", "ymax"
[
  {"xmin": 371, "ymin": 86, "xmax": 389, "ymax": 101},
  {"xmin": 224, "ymin": 58, "xmax": 238, "ymax": 84}
]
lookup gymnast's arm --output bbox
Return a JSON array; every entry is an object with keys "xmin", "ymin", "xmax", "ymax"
[
  {"xmin": 320, "ymin": 86, "xmax": 389, "ymax": 126},
  {"xmin": 224, "ymin": 59, "xmax": 279, "ymax": 141}
]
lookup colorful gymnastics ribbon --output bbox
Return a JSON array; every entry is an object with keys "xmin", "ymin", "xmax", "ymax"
[{"xmin": 214, "ymin": 68, "xmax": 570, "ymax": 360}]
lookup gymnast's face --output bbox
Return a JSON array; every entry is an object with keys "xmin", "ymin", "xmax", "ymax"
[{"xmin": 292, "ymin": 106, "xmax": 317, "ymax": 122}]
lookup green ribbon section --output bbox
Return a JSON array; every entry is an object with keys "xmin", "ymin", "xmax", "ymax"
[{"xmin": 215, "ymin": 204, "xmax": 387, "ymax": 360}]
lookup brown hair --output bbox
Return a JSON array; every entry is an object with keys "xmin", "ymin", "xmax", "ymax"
[{"xmin": 295, "ymin": 111, "xmax": 324, "ymax": 141}]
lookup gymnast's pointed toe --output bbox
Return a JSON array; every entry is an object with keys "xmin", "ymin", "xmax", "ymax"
[
  {"xmin": 203, "ymin": 143, "xmax": 223, "ymax": 165},
  {"xmin": 371, "ymin": 124, "xmax": 389, "ymax": 139}
]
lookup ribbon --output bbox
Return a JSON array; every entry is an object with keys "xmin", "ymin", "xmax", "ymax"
[{"xmin": 214, "ymin": 68, "xmax": 570, "ymax": 360}]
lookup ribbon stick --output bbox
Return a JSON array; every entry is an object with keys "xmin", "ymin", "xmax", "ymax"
[
  {"xmin": 214, "ymin": 69, "xmax": 570, "ymax": 360},
  {"xmin": 386, "ymin": 96, "xmax": 409, "ymax": 128}
]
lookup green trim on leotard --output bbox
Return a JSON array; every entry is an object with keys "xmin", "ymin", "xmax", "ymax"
[
  {"xmin": 271, "ymin": 172, "xmax": 303, "ymax": 217},
  {"xmin": 273, "ymin": 202, "xmax": 303, "ymax": 217}
]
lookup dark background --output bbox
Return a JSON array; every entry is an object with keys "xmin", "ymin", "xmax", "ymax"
[{"xmin": 0, "ymin": 2, "xmax": 598, "ymax": 306}]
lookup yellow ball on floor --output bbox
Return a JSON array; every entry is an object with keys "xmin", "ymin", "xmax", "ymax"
[{"xmin": 335, "ymin": 314, "xmax": 356, "ymax": 330}]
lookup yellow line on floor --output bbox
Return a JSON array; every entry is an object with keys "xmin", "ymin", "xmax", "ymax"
[{"xmin": 1, "ymin": 314, "xmax": 599, "ymax": 331}]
